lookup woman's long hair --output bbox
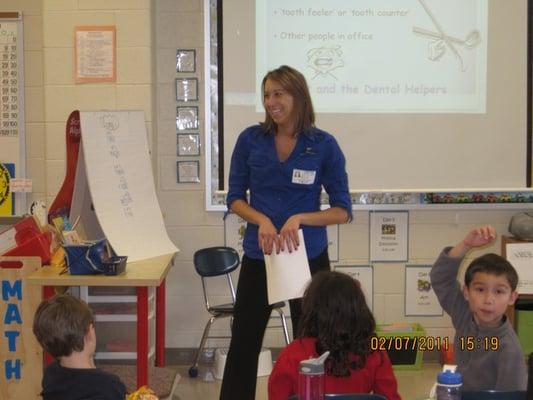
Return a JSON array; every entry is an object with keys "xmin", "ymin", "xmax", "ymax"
[
  {"xmin": 260, "ymin": 65, "xmax": 315, "ymax": 136},
  {"xmin": 298, "ymin": 270, "xmax": 376, "ymax": 377}
]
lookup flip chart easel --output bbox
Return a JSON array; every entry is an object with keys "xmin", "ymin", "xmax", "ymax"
[{"xmin": 70, "ymin": 110, "xmax": 178, "ymax": 262}]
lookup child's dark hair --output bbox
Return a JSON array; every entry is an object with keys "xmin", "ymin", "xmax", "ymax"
[
  {"xmin": 32, "ymin": 294, "xmax": 94, "ymax": 358},
  {"xmin": 464, "ymin": 253, "xmax": 518, "ymax": 291},
  {"xmin": 297, "ymin": 270, "xmax": 376, "ymax": 377}
]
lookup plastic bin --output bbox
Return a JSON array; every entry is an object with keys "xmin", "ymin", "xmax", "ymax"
[
  {"xmin": 375, "ymin": 323, "xmax": 426, "ymax": 370},
  {"xmin": 515, "ymin": 299, "xmax": 533, "ymax": 355},
  {"xmin": 1, "ymin": 216, "xmax": 51, "ymax": 264},
  {"xmin": 3, "ymin": 231, "xmax": 51, "ymax": 264}
]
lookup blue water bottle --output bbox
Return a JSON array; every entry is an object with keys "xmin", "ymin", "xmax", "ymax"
[{"xmin": 436, "ymin": 369, "xmax": 462, "ymax": 400}]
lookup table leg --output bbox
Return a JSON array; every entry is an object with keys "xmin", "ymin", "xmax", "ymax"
[
  {"xmin": 43, "ymin": 286, "xmax": 55, "ymax": 366},
  {"xmin": 155, "ymin": 280, "xmax": 166, "ymax": 366},
  {"xmin": 137, "ymin": 286, "xmax": 149, "ymax": 388}
]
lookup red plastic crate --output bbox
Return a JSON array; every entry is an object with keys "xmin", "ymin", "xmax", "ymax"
[{"xmin": 3, "ymin": 231, "xmax": 52, "ymax": 264}]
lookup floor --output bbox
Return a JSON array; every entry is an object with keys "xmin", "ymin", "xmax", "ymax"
[{"xmin": 168, "ymin": 360, "xmax": 441, "ymax": 400}]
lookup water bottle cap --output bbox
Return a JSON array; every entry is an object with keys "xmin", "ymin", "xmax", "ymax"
[
  {"xmin": 299, "ymin": 351, "xmax": 330, "ymax": 374},
  {"xmin": 299, "ymin": 361, "xmax": 325, "ymax": 374},
  {"xmin": 437, "ymin": 369, "xmax": 463, "ymax": 385}
]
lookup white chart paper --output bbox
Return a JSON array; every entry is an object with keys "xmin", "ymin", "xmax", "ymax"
[
  {"xmin": 265, "ymin": 229, "xmax": 312, "ymax": 304},
  {"xmin": 73, "ymin": 111, "xmax": 178, "ymax": 261}
]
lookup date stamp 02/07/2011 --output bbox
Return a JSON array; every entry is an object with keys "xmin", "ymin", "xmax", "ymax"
[{"xmin": 370, "ymin": 335, "xmax": 501, "ymax": 352}]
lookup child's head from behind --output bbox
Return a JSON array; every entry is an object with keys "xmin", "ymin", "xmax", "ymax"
[
  {"xmin": 463, "ymin": 253, "xmax": 518, "ymax": 328},
  {"xmin": 299, "ymin": 270, "xmax": 375, "ymax": 376},
  {"xmin": 32, "ymin": 294, "xmax": 95, "ymax": 358}
]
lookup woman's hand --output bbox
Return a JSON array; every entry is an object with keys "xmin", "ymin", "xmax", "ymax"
[
  {"xmin": 279, "ymin": 215, "xmax": 301, "ymax": 253},
  {"xmin": 258, "ymin": 217, "xmax": 279, "ymax": 255}
]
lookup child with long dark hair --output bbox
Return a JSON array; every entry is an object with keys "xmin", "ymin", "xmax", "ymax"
[{"xmin": 268, "ymin": 270, "xmax": 401, "ymax": 400}]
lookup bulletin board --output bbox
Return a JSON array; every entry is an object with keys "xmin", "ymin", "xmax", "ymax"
[{"xmin": 0, "ymin": 12, "xmax": 25, "ymax": 215}]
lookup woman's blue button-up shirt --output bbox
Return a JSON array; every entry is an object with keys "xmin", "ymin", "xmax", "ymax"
[{"xmin": 227, "ymin": 125, "xmax": 352, "ymax": 260}]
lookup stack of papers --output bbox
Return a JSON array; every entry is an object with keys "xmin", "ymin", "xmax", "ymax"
[{"xmin": 264, "ymin": 229, "xmax": 312, "ymax": 304}]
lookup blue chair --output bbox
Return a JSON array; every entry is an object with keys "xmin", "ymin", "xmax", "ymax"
[
  {"xmin": 288, "ymin": 394, "xmax": 386, "ymax": 400},
  {"xmin": 188, "ymin": 246, "xmax": 290, "ymax": 377},
  {"xmin": 462, "ymin": 391, "xmax": 527, "ymax": 400}
]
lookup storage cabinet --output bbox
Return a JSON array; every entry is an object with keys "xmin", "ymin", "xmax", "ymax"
[{"xmin": 80, "ymin": 286, "xmax": 156, "ymax": 361}]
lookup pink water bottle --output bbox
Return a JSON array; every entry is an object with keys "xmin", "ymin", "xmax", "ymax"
[{"xmin": 297, "ymin": 351, "xmax": 330, "ymax": 400}]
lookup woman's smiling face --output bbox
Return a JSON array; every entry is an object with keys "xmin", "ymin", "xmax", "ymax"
[{"xmin": 263, "ymin": 78, "xmax": 295, "ymax": 129}]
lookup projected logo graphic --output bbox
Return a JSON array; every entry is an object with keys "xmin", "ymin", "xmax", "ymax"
[
  {"xmin": 413, "ymin": 0, "xmax": 481, "ymax": 71},
  {"xmin": 306, "ymin": 45, "xmax": 344, "ymax": 79}
]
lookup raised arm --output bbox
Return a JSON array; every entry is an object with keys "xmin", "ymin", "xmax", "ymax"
[{"xmin": 448, "ymin": 225, "xmax": 497, "ymax": 258}]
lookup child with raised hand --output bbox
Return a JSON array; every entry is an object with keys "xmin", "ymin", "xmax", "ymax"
[
  {"xmin": 430, "ymin": 225, "xmax": 527, "ymax": 391},
  {"xmin": 32, "ymin": 294, "xmax": 127, "ymax": 400},
  {"xmin": 268, "ymin": 270, "xmax": 401, "ymax": 400}
]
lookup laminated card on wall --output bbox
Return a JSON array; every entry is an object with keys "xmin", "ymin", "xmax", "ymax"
[{"xmin": 70, "ymin": 111, "xmax": 178, "ymax": 262}]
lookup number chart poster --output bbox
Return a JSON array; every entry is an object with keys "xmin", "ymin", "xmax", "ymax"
[{"xmin": 405, "ymin": 265, "xmax": 442, "ymax": 316}]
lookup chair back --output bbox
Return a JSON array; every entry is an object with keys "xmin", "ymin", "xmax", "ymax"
[
  {"xmin": 462, "ymin": 391, "xmax": 527, "ymax": 400},
  {"xmin": 193, "ymin": 247, "xmax": 240, "ymax": 277},
  {"xmin": 288, "ymin": 394, "xmax": 386, "ymax": 400}
]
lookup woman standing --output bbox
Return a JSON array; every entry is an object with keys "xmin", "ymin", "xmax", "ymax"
[{"xmin": 220, "ymin": 65, "xmax": 352, "ymax": 399}]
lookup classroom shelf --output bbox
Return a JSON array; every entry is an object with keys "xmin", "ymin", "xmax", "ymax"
[{"xmin": 80, "ymin": 286, "xmax": 156, "ymax": 361}]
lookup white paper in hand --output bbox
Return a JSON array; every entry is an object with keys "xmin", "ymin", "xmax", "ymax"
[{"xmin": 264, "ymin": 229, "xmax": 312, "ymax": 305}]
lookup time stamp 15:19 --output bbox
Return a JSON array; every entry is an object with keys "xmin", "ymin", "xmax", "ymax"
[{"xmin": 370, "ymin": 336, "xmax": 500, "ymax": 352}]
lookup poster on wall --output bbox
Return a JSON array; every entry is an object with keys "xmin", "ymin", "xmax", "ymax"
[
  {"xmin": 505, "ymin": 242, "xmax": 533, "ymax": 294},
  {"xmin": 405, "ymin": 265, "xmax": 443, "ymax": 316},
  {"xmin": 334, "ymin": 265, "xmax": 374, "ymax": 311},
  {"xmin": 75, "ymin": 26, "xmax": 116, "ymax": 83},
  {"xmin": 369, "ymin": 211, "xmax": 409, "ymax": 262},
  {"xmin": 0, "ymin": 163, "xmax": 14, "ymax": 216},
  {"xmin": 0, "ymin": 13, "xmax": 27, "ymax": 215}
]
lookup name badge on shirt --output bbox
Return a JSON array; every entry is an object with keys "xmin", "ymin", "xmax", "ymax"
[{"xmin": 292, "ymin": 169, "xmax": 316, "ymax": 185}]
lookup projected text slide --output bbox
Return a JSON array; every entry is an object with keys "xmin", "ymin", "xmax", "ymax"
[{"xmin": 256, "ymin": 0, "xmax": 487, "ymax": 113}]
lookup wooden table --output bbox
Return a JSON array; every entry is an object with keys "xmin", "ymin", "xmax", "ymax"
[{"xmin": 27, "ymin": 253, "xmax": 175, "ymax": 388}]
